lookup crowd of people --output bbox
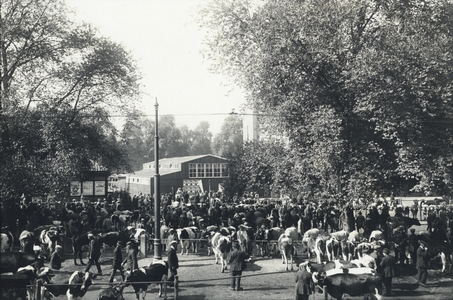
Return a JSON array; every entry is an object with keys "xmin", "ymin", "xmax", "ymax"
[{"xmin": 2, "ymin": 189, "xmax": 453, "ymax": 298}]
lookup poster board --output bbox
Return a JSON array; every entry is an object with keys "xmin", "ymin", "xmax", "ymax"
[
  {"xmin": 70, "ymin": 181, "xmax": 82, "ymax": 197},
  {"xmin": 94, "ymin": 181, "xmax": 106, "ymax": 196},
  {"xmin": 82, "ymin": 181, "xmax": 94, "ymax": 196}
]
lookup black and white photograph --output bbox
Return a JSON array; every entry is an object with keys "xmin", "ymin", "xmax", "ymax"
[{"xmin": 1, "ymin": 0, "xmax": 453, "ymax": 299}]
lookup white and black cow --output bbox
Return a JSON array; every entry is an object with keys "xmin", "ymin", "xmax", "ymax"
[
  {"xmin": 42, "ymin": 271, "xmax": 97, "ymax": 300},
  {"xmin": 211, "ymin": 231, "xmax": 232, "ymax": 273},
  {"xmin": 315, "ymin": 271, "xmax": 382, "ymax": 300},
  {"xmin": 19, "ymin": 230, "xmax": 35, "ymax": 254},
  {"xmin": 0, "ymin": 251, "xmax": 38, "ymax": 273},
  {"xmin": 124, "ymin": 260, "xmax": 168, "ymax": 299},
  {"xmin": 37, "ymin": 226, "xmax": 66, "ymax": 259},
  {"xmin": 1, "ymin": 229, "xmax": 14, "ymax": 252},
  {"xmin": 277, "ymin": 232, "xmax": 295, "ymax": 271},
  {"xmin": 176, "ymin": 227, "xmax": 199, "ymax": 255},
  {"xmin": 16, "ymin": 265, "xmax": 52, "ymax": 300}
]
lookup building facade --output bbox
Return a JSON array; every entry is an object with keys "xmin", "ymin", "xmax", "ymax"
[{"xmin": 125, "ymin": 154, "xmax": 229, "ymax": 197}]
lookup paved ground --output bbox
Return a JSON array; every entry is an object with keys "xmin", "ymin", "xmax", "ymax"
[
  {"xmin": 30, "ymin": 220, "xmax": 453, "ymax": 299},
  {"xmin": 45, "ymin": 244, "xmax": 453, "ymax": 300}
]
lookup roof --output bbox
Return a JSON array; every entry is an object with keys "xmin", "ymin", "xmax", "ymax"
[
  {"xmin": 128, "ymin": 168, "xmax": 180, "ymax": 178},
  {"xmin": 143, "ymin": 154, "xmax": 228, "ymax": 166}
]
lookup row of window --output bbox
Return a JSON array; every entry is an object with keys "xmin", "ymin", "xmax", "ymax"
[{"xmin": 189, "ymin": 163, "xmax": 228, "ymax": 178}]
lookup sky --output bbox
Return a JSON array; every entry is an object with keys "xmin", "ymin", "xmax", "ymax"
[{"xmin": 66, "ymin": 0, "xmax": 245, "ymax": 135}]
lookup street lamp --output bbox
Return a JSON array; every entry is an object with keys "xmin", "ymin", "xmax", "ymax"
[{"xmin": 153, "ymin": 98, "xmax": 162, "ymax": 260}]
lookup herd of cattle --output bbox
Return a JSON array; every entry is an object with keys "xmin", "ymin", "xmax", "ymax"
[{"xmin": 1, "ymin": 204, "xmax": 452, "ymax": 300}]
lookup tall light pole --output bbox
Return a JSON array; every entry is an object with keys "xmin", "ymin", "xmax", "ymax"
[{"xmin": 153, "ymin": 98, "xmax": 162, "ymax": 260}]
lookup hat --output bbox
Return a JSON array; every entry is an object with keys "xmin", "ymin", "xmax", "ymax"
[
  {"xmin": 419, "ymin": 240, "xmax": 428, "ymax": 246},
  {"xmin": 126, "ymin": 241, "xmax": 133, "ymax": 246},
  {"xmin": 88, "ymin": 233, "xmax": 94, "ymax": 239},
  {"xmin": 170, "ymin": 240, "xmax": 178, "ymax": 246},
  {"xmin": 117, "ymin": 241, "xmax": 123, "ymax": 246},
  {"xmin": 383, "ymin": 248, "xmax": 390, "ymax": 255}
]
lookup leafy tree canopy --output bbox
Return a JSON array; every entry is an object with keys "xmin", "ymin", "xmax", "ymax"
[
  {"xmin": 198, "ymin": 0, "xmax": 453, "ymax": 200},
  {"xmin": 1, "ymin": 0, "xmax": 141, "ymax": 198}
]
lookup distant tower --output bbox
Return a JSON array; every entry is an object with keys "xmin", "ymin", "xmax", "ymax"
[{"xmin": 243, "ymin": 107, "xmax": 259, "ymax": 142}]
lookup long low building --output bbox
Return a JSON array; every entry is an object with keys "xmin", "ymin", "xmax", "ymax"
[{"xmin": 125, "ymin": 154, "xmax": 229, "ymax": 197}]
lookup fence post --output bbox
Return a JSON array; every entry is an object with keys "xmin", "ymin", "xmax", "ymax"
[
  {"xmin": 174, "ymin": 275, "xmax": 179, "ymax": 299},
  {"xmin": 140, "ymin": 234, "xmax": 147, "ymax": 258},
  {"xmin": 35, "ymin": 280, "xmax": 42, "ymax": 300},
  {"xmin": 323, "ymin": 284, "xmax": 328, "ymax": 300}
]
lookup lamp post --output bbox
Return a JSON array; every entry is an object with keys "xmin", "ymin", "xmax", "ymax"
[{"xmin": 153, "ymin": 98, "xmax": 162, "ymax": 260}]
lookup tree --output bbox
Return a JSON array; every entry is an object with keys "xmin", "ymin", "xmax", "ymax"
[
  {"xmin": 212, "ymin": 114, "xmax": 243, "ymax": 157},
  {"xmin": 1, "ymin": 0, "xmax": 141, "ymax": 198},
  {"xmin": 198, "ymin": 0, "xmax": 453, "ymax": 199},
  {"xmin": 189, "ymin": 121, "xmax": 213, "ymax": 155}
]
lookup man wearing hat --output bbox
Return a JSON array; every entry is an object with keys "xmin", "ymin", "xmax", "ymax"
[
  {"xmin": 408, "ymin": 228, "xmax": 419, "ymax": 266},
  {"xmin": 227, "ymin": 240, "xmax": 249, "ymax": 291},
  {"xmin": 109, "ymin": 241, "xmax": 125, "ymax": 283},
  {"xmin": 416, "ymin": 240, "xmax": 430, "ymax": 285},
  {"xmin": 167, "ymin": 240, "xmax": 179, "ymax": 286},
  {"xmin": 85, "ymin": 233, "xmax": 102, "ymax": 274},
  {"xmin": 295, "ymin": 262, "xmax": 314, "ymax": 300},
  {"xmin": 380, "ymin": 248, "xmax": 396, "ymax": 296}
]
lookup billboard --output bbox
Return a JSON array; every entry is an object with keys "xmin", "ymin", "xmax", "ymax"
[{"xmin": 70, "ymin": 181, "xmax": 81, "ymax": 196}]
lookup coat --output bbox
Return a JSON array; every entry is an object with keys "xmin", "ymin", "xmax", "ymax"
[
  {"xmin": 112, "ymin": 245, "xmax": 123, "ymax": 268},
  {"xmin": 88, "ymin": 237, "xmax": 102, "ymax": 260},
  {"xmin": 168, "ymin": 246, "xmax": 179, "ymax": 272},
  {"xmin": 380, "ymin": 254, "xmax": 396, "ymax": 277},
  {"xmin": 228, "ymin": 248, "xmax": 248, "ymax": 272},
  {"xmin": 295, "ymin": 269, "xmax": 313, "ymax": 295},
  {"xmin": 416, "ymin": 247, "xmax": 429, "ymax": 269}
]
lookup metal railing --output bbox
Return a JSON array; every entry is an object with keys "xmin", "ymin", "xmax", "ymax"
[{"xmin": 29, "ymin": 276, "xmax": 178, "ymax": 300}]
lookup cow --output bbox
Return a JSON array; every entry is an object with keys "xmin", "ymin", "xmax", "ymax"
[
  {"xmin": 211, "ymin": 231, "xmax": 232, "ymax": 273},
  {"xmin": 326, "ymin": 237, "xmax": 341, "ymax": 261},
  {"xmin": 42, "ymin": 271, "xmax": 97, "ymax": 300},
  {"xmin": 124, "ymin": 260, "xmax": 168, "ymax": 299},
  {"xmin": 99, "ymin": 231, "xmax": 130, "ymax": 248},
  {"xmin": 72, "ymin": 232, "xmax": 91, "ymax": 265},
  {"xmin": 1, "ymin": 227, "xmax": 14, "ymax": 251},
  {"xmin": 0, "ymin": 251, "xmax": 38, "ymax": 273},
  {"xmin": 265, "ymin": 227, "xmax": 284, "ymax": 257},
  {"xmin": 97, "ymin": 284, "xmax": 125, "ymax": 300},
  {"xmin": 330, "ymin": 230, "xmax": 350, "ymax": 260},
  {"xmin": 315, "ymin": 271, "xmax": 382, "ymax": 300},
  {"xmin": 1, "ymin": 229, "xmax": 14, "ymax": 252},
  {"xmin": 16, "ymin": 265, "xmax": 52, "ymax": 300},
  {"xmin": 19, "ymin": 230, "xmax": 35, "ymax": 254},
  {"xmin": 277, "ymin": 233, "xmax": 294, "ymax": 271},
  {"xmin": 37, "ymin": 226, "xmax": 66, "ymax": 259},
  {"xmin": 176, "ymin": 227, "xmax": 199, "ymax": 255}
]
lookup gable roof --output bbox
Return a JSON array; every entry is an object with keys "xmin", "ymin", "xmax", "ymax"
[{"xmin": 143, "ymin": 154, "xmax": 228, "ymax": 166}]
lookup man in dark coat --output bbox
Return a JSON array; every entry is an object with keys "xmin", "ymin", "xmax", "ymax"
[
  {"xmin": 109, "ymin": 241, "xmax": 125, "ymax": 283},
  {"xmin": 407, "ymin": 228, "xmax": 419, "ymax": 266},
  {"xmin": 85, "ymin": 233, "xmax": 102, "ymax": 274},
  {"xmin": 380, "ymin": 248, "xmax": 396, "ymax": 296},
  {"xmin": 122, "ymin": 240, "xmax": 138, "ymax": 271},
  {"xmin": 167, "ymin": 240, "xmax": 179, "ymax": 286},
  {"xmin": 416, "ymin": 240, "xmax": 430, "ymax": 285},
  {"xmin": 295, "ymin": 262, "xmax": 314, "ymax": 300},
  {"xmin": 227, "ymin": 240, "xmax": 248, "ymax": 291}
]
